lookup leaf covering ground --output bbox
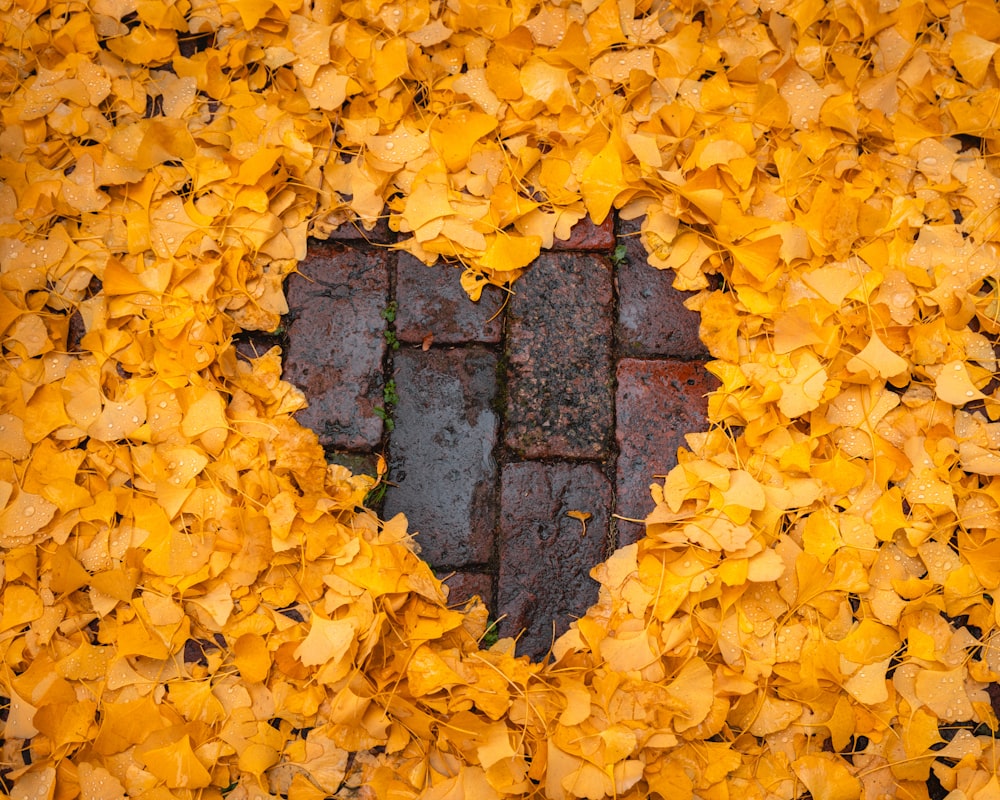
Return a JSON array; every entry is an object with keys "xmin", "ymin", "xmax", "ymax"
[{"xmin": 2, "ymin": 0, "xmax": 1000, "ymax": 798}]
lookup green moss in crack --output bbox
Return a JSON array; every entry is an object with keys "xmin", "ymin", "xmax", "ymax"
[
  {"xmin": 383, "ymin": 379, "xmax": 399, "ymax": 407},
  {"xmin": 374, "ymin": 380, "xmax": 399, "ymax": 432},
  {"xmin": 611, "ymin": 242, "xmax": 628, "ymax": 267},
  {"xmin": 373, "ymin": 405, "xmax": 394, "ymax": 432},
  {"xmin": 482, "ymin": 619, "xmax": 500, "ymax": 648}
]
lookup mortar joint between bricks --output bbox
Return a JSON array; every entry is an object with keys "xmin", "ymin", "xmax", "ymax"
[
  {"xmin": 605, "ymin": 211, "xmax": 627, "ymax": 558},
  {"xmin": 487, "ymin": 287, "xmax": 515, "ymax": 625},
  {"xmin": 375, "ymin": 252, "xmax": 400, "ymax": 496},
  {"xmin": 380, "ymin": 299, "xmax": 401, "ymax": 352}
]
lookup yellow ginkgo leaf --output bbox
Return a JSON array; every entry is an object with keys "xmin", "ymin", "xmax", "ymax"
[
  {"xmin": 372, "ymin": 37, "xmax": 409, "ymax": 91},
  {"xmin": 77, "ymin": 762, "xmax": 129, "ymax": 800},
  {"xmin": 951, "ymin": 31, "xmax": 1000, "ymax": 87},
  {"xmin": 842, "ymin": 658, "xmax": 890, "ymax": 705},
  {"xmin": 581, "ymin": 134, "xmax": 625, "ymax": 224},
  {"xmin": 139, "ymin": 734, "xmax": 213, "ymax": 789},
  {"xmin": 430, "ymin": 111, "xmax": 498, "ymax": 172},
  {"xmin": 936, "ymin": 361, "xmax": 987, "ymax": 405},
  {"xmin": 801, "ymin": 507, "xmax": 843, "ymax": 563},
  {"xmin": 479, "ymin": 232, "xmax": 541, "ymax": 273},
  {"xmin": 34, "ymin": 700, "xmax": 98, "ymax": 749},
  {"xmin": 778, "ymin": 352, "xmax": 828, "ymax": 418},
  {"xmin": 914, "ymin": 666, "xmax": 977, "ymax": 721},
  {"xmin": 235, "ymin": 633, "xmax": 272, "ymax": 683},
  {"xmin": 180, "ymin": 388, "xmax": 229, "ymax": 454},
  {"xmin": 0, "ymin": 413, "xmax": 30, "ymax": 459},
  {"xmin": 295, "ymin": 616, "xmax": 357, "ymax": 668},
  {"xmin": 224, "ymin": 0, "xmax": 278, "ymax": 29},
  {"xmin": 792, "ymin": 754, "xmax": 861, "ymax": 800},
  {"xmin": 400, "ymin": 179, "xmax": 455, "ymax": 235},
  {"xmin": 835, "ymin": 619, "xmax": 901, "ymax": 664},
  {"xmin": 664, "ymin": 657, "xmax": 714, "ymax": 732},
  {"xmin": 0, "ymin": 490, "xmax": 58, "ymax": 547},
  {"xmin": 239, "ymin": 742, "xmax": 281, "ymax": 777},
  {"xmin": 846, "ymin": 332, "xmax": 909, "ymax": 380},
  {"xmin": 0, "ymin": 584, "xmax": 44, "ymax": 631},
  {"xmin": 288, "ymin": 773, "xmax": 333, "ymax": 800},
  {"xmin": 727, "ymin": 236, "xmax": 783, "ymax": 286}
]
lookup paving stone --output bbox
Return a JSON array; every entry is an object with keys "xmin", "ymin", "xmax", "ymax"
[
  {"xmin": 505, "ymin": 253, "xmax": 614, "ymax": 459},
  {"xmin": 438, "ymin": 571, "xmax": 494, "ymax": 611},
  {"xmin": 615, "ymin": 358, "xmax": 717, "ymax": 545},
  {"xmin": 498, "ymin": 462, "xmax": 611, "ymax": 659},
  {"xmin": 383, "ymin": 347, "xmax": 498, "ymax": 566},
  {"xmin": 615, "ymin": 216, "xmax": 707, "ymax": 358},
  {"xmin": 551, "ymin": 214, "xmax": 616, "ymax": 251},
  {"xmin": 395, "ymin": 252, "xmax": 504, "ymax": 345},
  {"xmin": 283, "ymin": 242, "xmax": 389, "ymax": 450}
]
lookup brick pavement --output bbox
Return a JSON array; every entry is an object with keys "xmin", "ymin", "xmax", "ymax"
[{"xmin": 274, "ymin": 215, "xmax": 715, "ymax": 658}]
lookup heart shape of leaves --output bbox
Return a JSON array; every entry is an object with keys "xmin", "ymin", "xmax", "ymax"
[{"xmin": 3, "ymin": 1, "xmax": 1000, "ymax": 799}]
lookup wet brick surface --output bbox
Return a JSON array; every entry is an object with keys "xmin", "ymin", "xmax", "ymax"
[
  {"xmin": 551, "ymin": 215, "xmax": 616, "ymax": 251},
  {"xmin": 615, "ymin": 359, "xmax": 717, "ymax": 545},
  {"xmin": 497, "ymin": 462, "xmax": 611, "ymax": 659},
  {"xmin": 395, "ymin": 252, "xmax": 504, "ymax": 345},
  {"xmin": 282, "ymin": 217, "xmax": 723, "ymax": 657},
  {"xmin": 284, "ymin": 242, "xmax": 388, "ymax": 451},
  {"xmin": 616, "ymin": 217, "xmax": 707, "ymax": 358},
  {"xmin": 383, "ymin": 347, "xmax": 498, "ymax": 566},
  {"xmin": 439, "ymin": 571, "xmax": 494, "ymax": 611},
  {"xmin": 505, "ymin": 253, "xmax": 614, "ymax": 459}
]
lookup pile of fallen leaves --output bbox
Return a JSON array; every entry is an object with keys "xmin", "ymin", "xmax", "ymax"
[{"xmin": 3, "ymin": 0, "xmax": 1000, "ymax": 797}]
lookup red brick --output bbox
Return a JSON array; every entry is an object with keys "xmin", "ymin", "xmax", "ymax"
[
  {"xmin": 505, "ymin": 253, "xmax": 614, "ymax": 459},
  {"xmin": 438, "ymin": 571, "xmax": 494, "ymax": 611},
  {"xmin": 615, "ymin": 217, "xmax": 707, "ymax": 358},
  {"xmin": 382, "ymin": 348, "xmax": 498, "ymax": 566},
  {"xmin": 615, "ymin": 359, "xmax": 717, "ymax": 545},
  {"xmin": 395, "ymin": 252, "xmax": 504, "ymax": 344},
  {"xmin": 284, "ymin": 242, "xmax": 389, "ymax": 450},
  {"xmin": 551, "ymin": 214, "xmax": 616, "ymax": 251},
  {"xmin": 498, "ymin": 462, "xmax": 610, "ymax": 659}
]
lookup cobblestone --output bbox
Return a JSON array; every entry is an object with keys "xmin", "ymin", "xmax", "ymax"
[
  {"xmin": 551, "ymin": 215, "xmax": 616, "ymax": 251},
  {"xmin": 284, "ymin": 242, "xmax": 389, "ymax": 451},
  {"xmin": 383, "ymin": 347, "xmax": 499, "ymax": 566},
  {"xmin": 395, "ymin": 253, "xmax": 504, "ymax": 345},
  {"xmin": 505, "ymin": 253, "xmax": 614, "ymax": 459},
  {"xmin": 615, "ymin": 358, "xmax": 716, "ymax": 545},
  {"xmin": 497, "ymin": 462, "xmax": 611, "ymax": 659},
  {"xmin": 282, "ymin": 215, "xmax": 721, "ymax": 659},
  {"xmin": 439, "ymin": 571, "xmax": 494, "ymax": 611},
  {"xmin": 616, "ymin": 217, "xmax": 707, "ymax": 358}
]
